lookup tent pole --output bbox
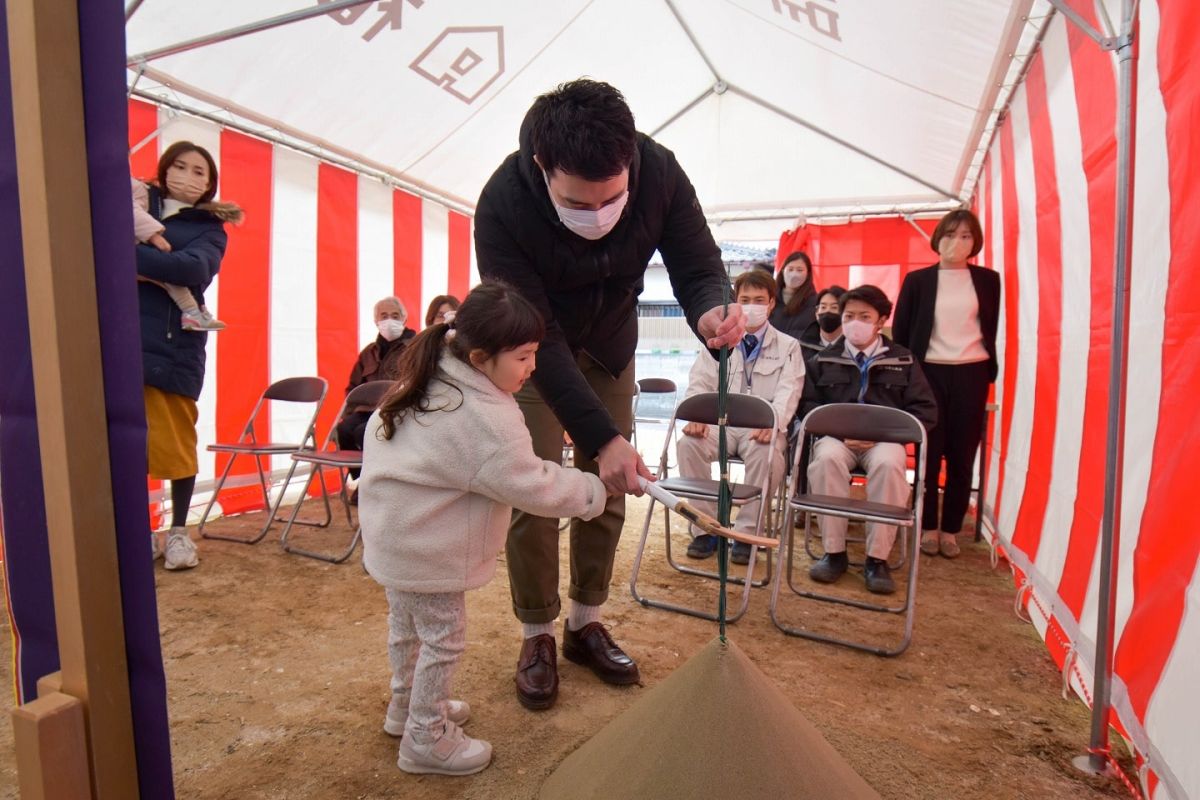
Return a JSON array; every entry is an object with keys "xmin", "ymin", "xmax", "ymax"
[
  {"xmin": 124, "ymin": 0, "xmax": 146, "ymax": 23},
  {"xmin": 1067, "ymin": 0, "xmax": 1139, "ymax": 778},
  {"xmin": 648, "ymin": 87, "xmax": 715, "ymax": 139},
  {"xmin": 127, "ymin": 0, "xmax": 374, "ymax": 65},
  {"xmin": 708, "ymin": 203, "xmax": 958, "ymax": 226}
]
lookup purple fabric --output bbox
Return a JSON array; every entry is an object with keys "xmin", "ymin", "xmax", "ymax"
[
  {"xmin": 0, "ymin": 0, "xmax": 59, "ymax": 706},
  {"xmin": 0, "ymin": 0, "xmax": 174, "ymax": 794},
  {"xmin": 78, "ymin": 1, "xmax": 175, "ymax": 795}
]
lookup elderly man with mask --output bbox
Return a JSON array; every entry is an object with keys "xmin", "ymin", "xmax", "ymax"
[
  {"xmin": 337, "ymin": 297, "xmax": 414, "ymax": 495},
  {"xmin": 475, "ymin": 78, "xmax": 745, "ymax": 711}
]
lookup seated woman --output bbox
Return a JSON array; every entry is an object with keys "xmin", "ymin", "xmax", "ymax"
[{"xmin": 424, "ymin": 294, "xmax": 461, "ymax": 327}]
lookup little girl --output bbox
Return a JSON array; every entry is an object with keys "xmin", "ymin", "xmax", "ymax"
[
  {"xmin": 359, "ymin": 282, "xmax": 608, "ymax": 776},
  {"xmin": 132, "ymin": 174, "xmax": 227, "ymax": 332}
]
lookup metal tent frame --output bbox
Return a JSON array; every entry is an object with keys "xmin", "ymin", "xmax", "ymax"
[
  {"xmin": 120, "ymin": 0, "xmax": 1046, "ymax": 222},
  {"xmin": 1042, "ymin": 0, "xmax": 1143, "ymax": 785}
]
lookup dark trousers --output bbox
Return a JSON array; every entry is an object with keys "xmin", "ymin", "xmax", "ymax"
[
  {"xmin": 335, "ymin": 410, "xmax": 373, "ymax": 479},
  {"xmin": 920, "ymin": 361, "xmax": 991, "ymax": 533}
]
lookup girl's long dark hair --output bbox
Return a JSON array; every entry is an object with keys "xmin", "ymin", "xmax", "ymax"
[
  {"xmin": 776, "ymin": 251, "xmax": 816, "ymax": 315},
  {"xmin": 376, "ymin": 282, "xmax": 545, "ymax": 440}
]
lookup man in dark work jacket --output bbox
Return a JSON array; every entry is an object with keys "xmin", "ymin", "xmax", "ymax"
[{"xmin": 475, "ymin": 79, "xmax": 745, "ymax": 711}]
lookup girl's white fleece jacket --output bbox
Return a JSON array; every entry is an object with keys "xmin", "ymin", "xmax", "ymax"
[{"xmin": 359, "ymin": 351, "xmax": 607, "ymax": 593}]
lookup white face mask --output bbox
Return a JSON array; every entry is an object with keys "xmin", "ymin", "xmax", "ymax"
[
  {"xmin": 165, "ymin": 171, "xmax": 209, "ymax": 205},
  {"xmin": 783, "ymin": 269, "xmax": 806, "ymax": 289},
  {"xmin": 938, "ymin": 237, "xmax": 973, "ymax": 263},
  {"xmin": 740, "ymin": 303, "xmax": 769, "ymax": 330},
  {"xmin": 544, "ymin": 171, "xmax": 628, "ymax": 241},
  {"xmin": 377, "ymin": 319, "xmax": 406, "ymax": 342},
  {"xmin": 842, "ymin": 318, "xmax": 878, "ymax": 349}
]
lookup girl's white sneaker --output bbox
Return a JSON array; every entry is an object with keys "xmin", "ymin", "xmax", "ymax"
[{"xmin": 397, "ymin": 720, "xmax": 491, "ymax": 776}]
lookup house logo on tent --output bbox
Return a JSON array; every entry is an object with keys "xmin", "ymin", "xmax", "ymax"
[{"xmin": 410, "ymin": 26, "xmax": 505, "ymax": 104}]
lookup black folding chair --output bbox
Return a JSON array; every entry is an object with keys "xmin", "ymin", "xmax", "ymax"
[
  {"xmin": 281, "ymin": 380, "xmax": 395, "ymax": 564},
  {"xmin": 198, "ymin": 377, "xmax": 328, "ymax": 545},
  {"xmin": 629, "ymin": 392, "xmax": 778, "ymax": 623},
  {"xmin": 769, "ymin": 403, "xmax": 926, "ymax": 656}
]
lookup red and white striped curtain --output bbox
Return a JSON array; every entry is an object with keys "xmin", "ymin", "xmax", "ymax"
[
  {"xmin": 129, "ymin": 98, "xmax": 476, "ymax": 519},
  {"xmin": 977, "ymin": 2, "xmax": 1198, "ymax": 798}
]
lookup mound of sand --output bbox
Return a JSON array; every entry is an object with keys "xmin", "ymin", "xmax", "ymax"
[{"xmin": 541, "ymin": 636, "xmax": 881, "ymax": 799}]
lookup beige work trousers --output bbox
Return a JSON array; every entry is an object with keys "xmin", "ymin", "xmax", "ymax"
[
  {"xmin": 807, "ymin": 437, "xmax": 909, "ymax": 560},
  {"xmin": 675, "ymin": 426, "xmax": 785, "ymax": 535}
]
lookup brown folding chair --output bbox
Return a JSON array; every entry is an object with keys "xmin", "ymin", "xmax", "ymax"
[
  {"xmin": 280, "ymin": 380, "xmax": 395, "ymax": 563},
  {"xmin": 199, "ymin": 377, "xmax": 328, "ymax": 544}
]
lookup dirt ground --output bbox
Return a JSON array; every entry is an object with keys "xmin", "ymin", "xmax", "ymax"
[{"xmin": 0, "ymin": 495, "xmax": 1135, "ymax": 800}]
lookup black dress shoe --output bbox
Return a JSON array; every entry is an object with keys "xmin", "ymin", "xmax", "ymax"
[
  {"xmin": 562, "ymin": 622, "xmax": 640, "ymax": 685},
  {"xmin": 686, "ymin": 533, "xmax": 718, "ymax": 559},
  {"xmin": 730, "ymin": 541, "xmax": 752, "ymax": 565},
  {"xmin": 515, "ymin": 634, "xmax": 558, "ymax": 710},
  {"xmin": 864, "ymin": 556, "xmax": 896, "ymax": 595},
  {"xmin": 809, "ymin": 551, "xmax": 849, "ymax": 584}
]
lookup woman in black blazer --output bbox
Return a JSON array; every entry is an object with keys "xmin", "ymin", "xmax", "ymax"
[{"xmin": 892, "ymin": 209, "xmax": 1000, "ymax": 559}]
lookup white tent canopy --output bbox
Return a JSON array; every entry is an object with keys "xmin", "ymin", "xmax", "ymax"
[{"xmin": 125, "ymin": 0, "xmax": 1036, "ymax": 237}]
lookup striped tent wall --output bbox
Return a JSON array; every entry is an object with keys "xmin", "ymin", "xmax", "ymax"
[
  {"xmin": 978, "ymin": 2, "xmax": 1199, "ymax": 798},
  {"xmin": 128, "ymin": 98, "xmax": 477, "ymax": 520}
]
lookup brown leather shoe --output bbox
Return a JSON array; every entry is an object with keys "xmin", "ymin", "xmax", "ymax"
[
  {"xmin": 562, "ymin": 622, "xmax": 640, "ymax": 685},
  {"xmin": 515, "ymin": 634, "xmax": 558, "ymax": 710}
]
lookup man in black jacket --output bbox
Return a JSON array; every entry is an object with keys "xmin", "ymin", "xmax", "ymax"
[
  {"xmin": 475, "ymin": 79, "xmax": 744, "ymax": 710},
  {"xmin": 800, "ymin": 285, "xmax": 937, "ymax": 594}
]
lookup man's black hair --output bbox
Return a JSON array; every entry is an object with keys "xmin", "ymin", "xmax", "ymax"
[
  {"xmin": 840, "ymin": 285, "xmax": 893, "ymax": 318},
  {"xmin": 528, "ymin": 79, "xmax": 637, "ymax": 181}
]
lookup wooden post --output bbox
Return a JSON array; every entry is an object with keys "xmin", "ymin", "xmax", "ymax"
[
  {"xmin": 6, "ymin": 0, "xmax": 141, "ymax": 796},
  {"xmin": 12, "ymin": 693, "xmax": 93, "ymax": 800}
]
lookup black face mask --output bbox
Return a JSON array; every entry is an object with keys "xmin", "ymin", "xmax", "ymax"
[{"xmin": 818, "ymin": 312, "xmax": 841, "ymax": 333}]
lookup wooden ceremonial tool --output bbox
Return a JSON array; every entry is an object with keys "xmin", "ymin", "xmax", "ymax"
[{"xmin": 638, "ymin": 477, "xmax": 778, "ymax": 549}]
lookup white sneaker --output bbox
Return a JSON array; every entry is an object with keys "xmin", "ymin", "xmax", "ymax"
[
  {"xmin": 397, "ymin": 720, "xmax": 491, "ymax": 776},
  {"xmin": 181, "ymin": 309, "xmax": 227, "ymax": 332},
  {"xmin": 384, "ymin": 697, "xmax": 470, "ymax": 737},
  {"xmin": 151, "ymin": 531, "xmax": 166, "ymax": 561},
  {"xmin": 163, "ymin": 528, "xmax": 199, "ymax": 570}
]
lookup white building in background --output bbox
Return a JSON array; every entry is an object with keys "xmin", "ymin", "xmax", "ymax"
[{"xmin": 634, "ymin": 243, "xmax": 775, "ymax": 418}]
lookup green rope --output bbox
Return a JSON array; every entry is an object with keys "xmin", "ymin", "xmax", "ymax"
[{"xmin": 716, "ymin": 277, "xmax": 733, "ymax": 642}]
